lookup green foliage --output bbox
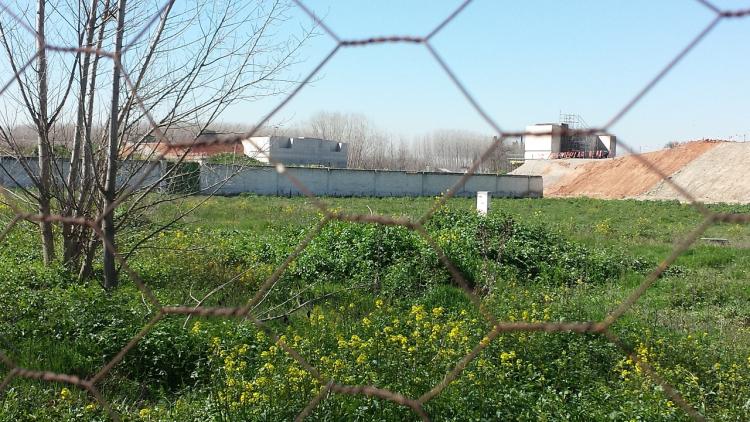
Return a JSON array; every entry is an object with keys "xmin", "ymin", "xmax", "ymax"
[
  {"xmin": 205, "ymin": 153, "xmax": 262, "ymax": 166},
  {"xmin": 292, "ymin": 209, "xmax": 644, "ymax": 299},
  {"xmin": 1, "ymin": 197, "xmax": 748, "ymax": 420},
  {"xmin": 164, "ymin": 162, "xmax": 200, "ymax": 194}
]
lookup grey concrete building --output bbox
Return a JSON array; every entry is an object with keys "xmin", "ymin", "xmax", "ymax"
[
  {"xmin": 242, "ymin": 136, "xmax": 348, "ymax": 168},
  {"xmin": 523, "ymin": 123, "xmax": 616, "ymax": 160}
]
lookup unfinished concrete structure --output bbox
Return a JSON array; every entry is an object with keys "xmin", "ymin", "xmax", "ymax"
[
  {"xmin": 523, "ymin": 123, "xmax": 565, "ymax": 160},
  {"xmin": 523, "ymin": 120, "xmax": 616, "ymax": 160},
  {"xmin": 242, "ymin": 136, "xmax": 348, "ymax": 168}
]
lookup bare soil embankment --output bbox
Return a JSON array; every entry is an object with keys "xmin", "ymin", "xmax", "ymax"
[{"xmin": 512, "ymin": 141, "xmax": 750, "ymax": 203}]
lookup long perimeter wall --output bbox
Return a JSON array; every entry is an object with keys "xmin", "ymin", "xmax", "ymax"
[
  {"xmin": 0, "ymin": 157, "xmax": 542, "ymax": 198},
  {"xmin": 202, "ymin": 165, "xmax": 542, "ymax": 198}
]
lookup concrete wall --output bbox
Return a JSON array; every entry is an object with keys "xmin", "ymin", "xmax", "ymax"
[
  {"xmin": 597, "ymin": 135, "xmax": 617, "ymax": 157},
  {"xmin": 524, "ymin": 124, "xmax": 562, "ymax": 160},
  {"xmin": 278, "ymin": 167, "xmax": 329, "ymax": 196},
  {"xmin": 243, "ymin": 136, "xmax": 348, "ymax": 168},
  {"xmin": 328, "ymin": 169, "xmax": 373, "ymax": 196},
  {"xmin": 374, "ymin": 171, "xmax": 422, "ymax": 196},
  {"xmin": 241, "ymin": 137, "xmax": 271, "ymax": 162},
  {"xmin": 202, "ymin": 165, "xmax": 542, "ymax": 198},
  {"xmin": 0, "ymin": 157, "xmax": 80, "ymax": 189},
  {"xmin": 1, "ymin": 157, "xmax": 542, "ymax": 199},
  {"xmin": 0, "ymin": 157, "xmax": 169, "ymax": 191},
  {"xmin": 0, "ymin": 157, "xmax": 38, "ymax": 188}
]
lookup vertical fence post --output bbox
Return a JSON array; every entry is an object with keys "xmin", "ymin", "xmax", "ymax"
[{"xmin": 476, "ymin": 191, "xmax": 490, "ymax": 216}]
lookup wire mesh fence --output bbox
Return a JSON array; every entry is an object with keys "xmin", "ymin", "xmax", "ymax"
[{"xmin": 1, "ymin": 0, "xmax": 750, "ymax": 420}]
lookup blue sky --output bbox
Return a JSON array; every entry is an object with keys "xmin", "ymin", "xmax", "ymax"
[{"xmin": 222, "ymin": 1, "xmax": 750, "ymax": 151}]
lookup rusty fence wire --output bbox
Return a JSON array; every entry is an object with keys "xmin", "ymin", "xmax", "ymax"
[{"xmin": 1, "ymin": 0, "xmax": 750, "ymax": 420}]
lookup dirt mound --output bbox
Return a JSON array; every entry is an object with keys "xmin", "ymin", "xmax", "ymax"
[
  {"xmin": 511, "ymin": 140, "xmax": 746, "ymax": 202},
  {"xmin": 639, "ymin": 142, "xmax": 750, "ymax": 203},
  {"xmin": 509, "ymin": 159, "xmax": 594, "ymax": 188},
  {"xmin": 547, "ymin": 141, "xmax": 720, "ymax": 199}
]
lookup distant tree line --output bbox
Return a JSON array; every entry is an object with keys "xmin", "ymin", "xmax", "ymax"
[{"xmin": 293, "ymin": 111, "xmax": 523, "ymax": 173}]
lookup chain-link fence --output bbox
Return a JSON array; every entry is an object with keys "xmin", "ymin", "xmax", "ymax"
[{"xmin": 1, "ymin": 1, "xmax": 750, "ymax": 420}]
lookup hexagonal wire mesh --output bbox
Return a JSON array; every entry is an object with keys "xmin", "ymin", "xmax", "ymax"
[{"xmin": 1, "ymin": 0, "xmax": 749, "ymax": 420}]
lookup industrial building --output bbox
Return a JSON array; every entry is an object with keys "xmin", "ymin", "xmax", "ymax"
[
  {"xmin": 127, "ymin": 133, "xmax": 349, "ymax": 168},
  {"xmin": 523, "ymin": 115, "xmax": 616, "ymax": 160},
  {"xmin": 242, "ymin": 136, "xmax": 348, "ymax": 168}
]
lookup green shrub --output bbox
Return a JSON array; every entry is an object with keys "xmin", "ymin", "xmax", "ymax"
[{"xmin": 290, "ymin": 209, "xmax": 643, "ymax": 298}]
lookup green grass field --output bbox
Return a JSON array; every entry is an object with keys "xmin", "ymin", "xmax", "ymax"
[{"xmin": 1, "ymin": 196, "xmax": 749, "ymax": 421}]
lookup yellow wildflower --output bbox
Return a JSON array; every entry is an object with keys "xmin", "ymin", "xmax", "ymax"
[
  {"xmin": 500, "ymin": 350, "xmax": 517, "ymax": 366},
  {"xmin": 448, "ymin": 326, "xmax": 461, "ymax": 341},
  {"xmin": 543, "ymin": 307, "xmax": 551, "ymax": 321},
  {"xmin": 375, "ymin": 298, "xmax": 384, "ymax": 308},
  {"xmin": 139, "ymin": 408, "xmax": 151, "ymax": 419},
  {"xmin": 60, "ymin": 388, "xmax": 71, "ymax": 400}
]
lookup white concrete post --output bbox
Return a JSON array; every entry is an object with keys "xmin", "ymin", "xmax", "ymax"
[{"xmin": 476, "ymin": 191, "xmax": 490, "ymax": 216}]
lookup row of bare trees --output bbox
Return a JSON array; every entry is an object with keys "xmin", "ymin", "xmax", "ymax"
[
  {"xmin": 301, "ymin": 111, "xmax": 522, "ymax": 173},
  {"xmin": 0, "ymin": 0, "xmax": 312, "ymax": 288}
]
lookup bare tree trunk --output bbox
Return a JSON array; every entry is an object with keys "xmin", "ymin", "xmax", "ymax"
[
  {"xmin": 102, "ymin": 0, "xmax": 127, "ymax": 289},
  {"xmin": 75, "ymin": 0, "xmax": 111, "ymax": 282},
  {"xmin": 36, "ymin": 0, "xmax": 55, "ymax": 264},
  {"xmin": 78, "ymin": 234, "xmax": 98, "ymax": 282},
  {"xmin": 63, "ymin": 0, "xmax": 99, "ymax": 266}
]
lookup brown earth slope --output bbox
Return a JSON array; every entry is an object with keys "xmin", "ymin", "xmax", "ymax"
[
  {"xmin": 547, "ymin": 141, "xmax": 719, "ymax": 198},
  {"xmin": 511, "ymin": 140, "xmax": 728, "ymax": 200},
  {"xmin": 640, "ymin": 142, "xmax": 750, "ymax": 203}
]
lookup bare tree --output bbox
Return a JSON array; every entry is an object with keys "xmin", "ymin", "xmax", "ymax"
[
  {"xmin": 306, "ymin": 111, "xmax": 377, "ymax": 168},
  {"xmin": 101, "ymin": 0, "xmax": 127, "ymax": 288},
  {"xmin": 301, "ymin": 111, "xmax": 510, "ymax": 173},
  {"xmin": 35, "ymin": 0, "xmax": 55, "ymax": 263},
  {"xmin": 0, "ymin": 0, "xmax": 313, "ymax": 288}
]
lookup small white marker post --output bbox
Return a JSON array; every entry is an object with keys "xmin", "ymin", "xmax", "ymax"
[{"xmin": 476, "ymin": 191, "xmax": 490, "ymax": 216}]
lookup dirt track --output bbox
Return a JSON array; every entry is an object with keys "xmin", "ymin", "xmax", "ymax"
[{"xmin": 512, "ymin": 140, "xmax": 750, "ymax": 203}]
